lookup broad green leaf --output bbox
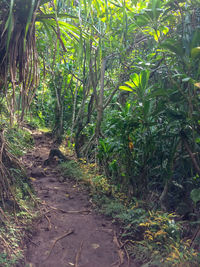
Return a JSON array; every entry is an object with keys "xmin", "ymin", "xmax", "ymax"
[
  {"xmin": 153, "ymin": 30, "xmax": 160, "ymax": 42},
  {"xmin": 119, "ymin": 86, "xmax": 133, "ymax": 92},
  {"xmin": 125, "ymin": 81, "xmax": 135, "ymax": 88},
  {"xmin": 130, "ymin": 73, "xmax": 140, "ymax": 87},
  {"xmin": 4, "ymin": 0, "xmax": 14, "ymax": 50},
  {"xmin": 140, "ymin": 70, "xmax": 150, "ymax": 90},
  {"xmin": 151, "ymin": 0, "xmax": 161, "ymax": 20},
  {"xmin": 143, "ymin": 100, "xmax": 150, "ymax": 118},
  {"xmin": 182, "ymin": 77, "xmax": 191, "ymax": 82},
  {"xmin": 191, "ymin": 47, "xmax": 200, "ymax": 59},
  {"xmin": 191, "ymin": 29, "xmax": 200, "ymax": 49},
  {"xmin": 161, "ymin": 26, "xmax": 169, "ymax": 35},
  {"xmin": 191, "ymin": 188, "xmax": 200, "ymax": 204}
]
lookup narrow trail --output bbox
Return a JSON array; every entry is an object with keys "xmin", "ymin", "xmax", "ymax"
[{"xmin": 22, "ymin": 131, "xmax": 136, "ymax": 267}]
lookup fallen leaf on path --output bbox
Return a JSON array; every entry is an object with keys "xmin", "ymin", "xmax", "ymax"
[
  {"xmin": 91, "ymin": 243, "xmax": 100, "ymax": 249},
  {"xmin": 30, "ymin": 177, "xmax": 36, "ymax": 181}
]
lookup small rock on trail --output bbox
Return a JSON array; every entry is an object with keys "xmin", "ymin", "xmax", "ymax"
[{"xmin": 22, "ymin": 131, "xmax": 136, "ymax": 267}]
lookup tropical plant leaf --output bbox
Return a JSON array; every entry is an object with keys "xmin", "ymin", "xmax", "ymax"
[
  {"xmin": 191, "ymin": 47, "xmax": 200, "ymax": 59},
  {"xmin": 119, "ymin": 86, "xmax": 133, "ymax": 92},
  {"xmin": 4, "ymin": 0, "xmax": 14, "ymax": 50},
  {"xmin": 130, "ymin": 73, "xmax": 140, "ymax": 88},
  {"xmin": 140, "ymin": 70, "xmax": 150, "ymax": 90},
  {"xmin": 191, "ymin": 188, "xmax": 200, "ymax": 204},
  {"xmin": 160, "ymin": 39, "xmax": 184, "ymax": 57}
]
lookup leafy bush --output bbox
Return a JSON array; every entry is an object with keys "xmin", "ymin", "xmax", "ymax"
[
  {"xmin": 59, "ymin": 160, "xmax": 83, "ymax": 180},
  {"xmin": 99, "ymin": 198, "xmax": 200, "ymax": 266},
  {"xmin": 100, "ymin": 199, "xmax": 126, "ymax": 217}
]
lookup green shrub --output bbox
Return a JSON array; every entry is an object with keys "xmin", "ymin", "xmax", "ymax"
[
  {"xmin": 59, "ymin": 160, "xmax": 83, "ymax": 180},
  {"xmin": 101, "ymin": 199, "xmax": 126, "ymax": 217},
  {"xmin": 0, "ymin": 253, "xmax": 19, "ymax": 267}
]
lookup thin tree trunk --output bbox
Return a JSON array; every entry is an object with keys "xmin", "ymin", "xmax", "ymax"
[
  {"xmin": 70, "ymin": 82, "xmax": 79, "ymax": 143},
  {"xmin": 95, "ymin": 58, "xmax": 106, "ymax": 139}
]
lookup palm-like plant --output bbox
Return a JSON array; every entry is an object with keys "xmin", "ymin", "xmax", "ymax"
[
  {"xmin": 0, "ymin": 0, "xmax": 83, "ymax": 123},
  {"xmin": 0, "ymin": 0, "xmax": 43, "ymax": 90}
]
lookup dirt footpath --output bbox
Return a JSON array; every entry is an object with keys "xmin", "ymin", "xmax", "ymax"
[{"xmin": 22, "ymin": 131, "xmax": 136, "ymax": 267}]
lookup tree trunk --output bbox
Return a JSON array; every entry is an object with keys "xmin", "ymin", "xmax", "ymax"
[{"xmin": 95, "ymin": 58, "xmax": 106, "ymax": 140}]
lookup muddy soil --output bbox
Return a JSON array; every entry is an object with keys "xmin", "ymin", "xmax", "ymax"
[{"xmin": 22, "ymin": 131, "xmax": 137, "ymax": 267}]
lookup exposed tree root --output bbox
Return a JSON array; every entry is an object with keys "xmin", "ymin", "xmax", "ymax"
[
  {"xmin": 44, "ymin": 213, "xmax": 52, "ymax": 231},
  {"xmin": 123, "ymin": 245, "xmax": 130, "ymax": 267},
  {"xmin": 112, "ymin": 231, "xmax": 125, "ymax": 267},
  {"xmin": 47, "ymin": 205, "xmax": 91, "ymax": 215},
  {"xmin": 45, "ymin": 229, "xmax": 74, "ymax": 260},
  {"xmin": 44, "ymin": 148, "xmax": 69, "ymax": 166},
  {"xmin": 0, "ymin": 234, "xmax": 17, "ymax": 257},
  {"xmin": 75, "ymin": 240, "xmax": 84, "ymax": 267}
]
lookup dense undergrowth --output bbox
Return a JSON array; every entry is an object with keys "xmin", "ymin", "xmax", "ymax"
[
  {"xmin": 58, "ymin": 143, "xmax": 200, "ymax": 266},
  {"xmin": 0, "ymin": 124, "xmax": 37, "ymax": 267}
]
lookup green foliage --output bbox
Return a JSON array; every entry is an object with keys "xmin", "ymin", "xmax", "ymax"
[
  {"xmin": 101, "ymin": 199, "xmax": 126, "ymax": 217},
  {"xmin": 190, "ymin": 188, "xmax": 200, "ymax": 205},
  {"xmin": 58, "ymin": 160, "xmax": 83, "ymax": 180},
  {"xmin": 5, "ymin": 127, "xmax": 33, "ymax": 157},
  {"xmin": 25, "ymin": 115, "xmax": 45, "ymax": 129},
  {"xmin": 0, "ymin": 253, "xmax": 19, "ymax": 267},
  {"xmin": 91, "ymin": 175, "xmax": 111, "ymax": 195},
  {"xmin": 0, "ymin": 198, "xmax": 37, "ymax": 266}
]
